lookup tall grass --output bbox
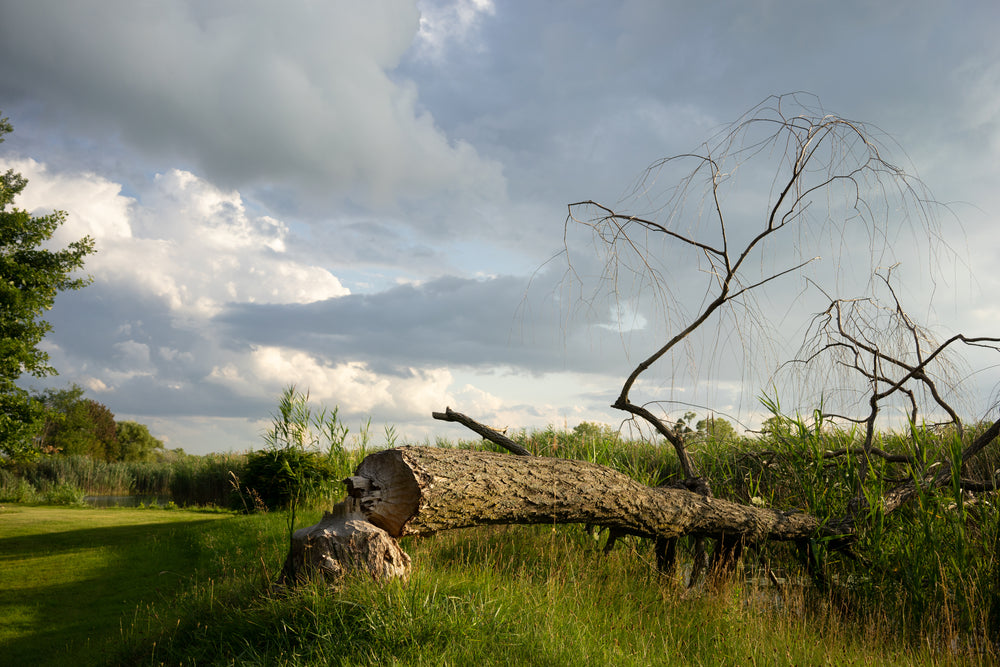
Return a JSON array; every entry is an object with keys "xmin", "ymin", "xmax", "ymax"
[
  {"xmin": 6, "ymin": 413, "xmax": 1000, "ymax": 661},
  {"xmin": 441, "ymin": 416, "xmax": 1000, "ymax": 656},
  {"xmin": 115, "ymin": 520, "xmax": 951, "ymax": 666},
  {"xmin": 0, "ymin": 453, "xmax": 253, "ymax": 507}
]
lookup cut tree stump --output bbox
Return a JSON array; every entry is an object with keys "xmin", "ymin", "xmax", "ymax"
[{"xmin": 279, "ymin": 496, "xmax": 412, "ymax": 586}]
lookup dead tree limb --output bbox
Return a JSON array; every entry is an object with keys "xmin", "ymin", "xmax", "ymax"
[{"xmin": 431, "ymin": 406, "xmax": 531, "ymax": 456}]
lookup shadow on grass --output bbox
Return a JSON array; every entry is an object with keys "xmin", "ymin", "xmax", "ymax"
[{"xmin": 0, "ymin": 516, "xmax": 225, "ymax": 667}]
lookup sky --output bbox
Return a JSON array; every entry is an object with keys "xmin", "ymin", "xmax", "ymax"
[{"xmin": 1, "ymin": 0, "xmax": 999, "ymax": 455}]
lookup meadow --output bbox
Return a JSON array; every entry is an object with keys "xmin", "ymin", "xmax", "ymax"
[{"xmin": 1, "ymin": 421, "xmax": 998, "ymax": 665}]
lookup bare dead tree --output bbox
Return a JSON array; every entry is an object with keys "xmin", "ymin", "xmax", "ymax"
[
  {"xmin": 563, "ymin": 94, "xmax": 951, "ymax": 473},
  {"xmin": 283, "ymin": 94, "xmax": 1000, "ymax": 588},
  {"xmin": 551, "ymin": 92, "xmax": 967, "ymax": 573},
  {"xmin": 787, "ymin": 269, "xmax": 1000, "ymax": 520}
]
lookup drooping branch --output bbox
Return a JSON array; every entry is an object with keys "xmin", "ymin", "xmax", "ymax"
[
  {"xmin": 564, "ymin": 94, "xmax": 940, "ymax": 487},
  {"xmin": 785, "ymin": 272, "xmax": 1000, "ymax": 519}
]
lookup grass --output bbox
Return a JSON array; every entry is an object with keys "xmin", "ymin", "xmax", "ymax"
[
  {"xmin": 1, "ymin": 500, "xmax": 992, "ymax": 666},
  {"xmin": 0, "ymin": 504, "xmax": 236, "ymax": 666},
  {"xmin": 3, "ymin": 417, "xmax": 1000, "ymax": 664},
  {"xmin": 113, "ymin": 522, "xmax": 949, "ymax": 666}
]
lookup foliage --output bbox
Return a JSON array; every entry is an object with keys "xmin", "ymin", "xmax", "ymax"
[
  {"xmin": 113, "ymin": 420, "xmax": 165, "ymax": 462},
  {"xmin": 0, "ymin": 114, "xmax": 95, "ymax": 462},
  {"xmin": 29, "ymin": 384, "xmax": 165, "ymax": 463},
  {"xmin": 0, "ymin": 451, "xmax": 250, "ymax": 507},
  {"xmin": 241, "ymin": 447, "xmax": 340, "ymax": 512},
  {"xmin": 35, "ymin": 385, "xmax": 118, "ymax": 459},
  {"xmin": 694, "ymin": 415, "xmax": 739, "ymax": 444},
  {"xmin": 237, "ymin": 386, "xmax": 369, "ymax": 548}
]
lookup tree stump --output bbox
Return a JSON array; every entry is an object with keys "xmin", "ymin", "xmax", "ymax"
[{"xmin": 278, "ymin": 497, "xmax": 411, "ymax": 586}]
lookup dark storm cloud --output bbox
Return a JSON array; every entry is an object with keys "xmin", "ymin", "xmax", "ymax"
[{"xmin": 0, "ymin": 0, "xmax": 504, "ymax": 210}]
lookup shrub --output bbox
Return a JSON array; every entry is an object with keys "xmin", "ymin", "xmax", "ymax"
[
  {"xmin": 42, "ymin": 482, "xmax": 85, "ymax": 506},
  {"xmin": 240, "ymin": 448, "xmax": 339, "ymax": 512}
]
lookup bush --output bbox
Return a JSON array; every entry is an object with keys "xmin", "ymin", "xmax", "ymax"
[
  {"xmin": 239, "ymin": 448, "xmax": 339, "ymax": 512},
  {"xmin": 0, "ymin": 470, "xmax": 37, "ymax": 502},
  {"xmin": 42, "ymin": 482, "xmax": 85, "ymax": 506}
]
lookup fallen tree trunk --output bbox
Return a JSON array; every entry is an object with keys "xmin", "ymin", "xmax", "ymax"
[
  {"xmin": 345, "ymin": 446, "xmax": 825, "ymax": 543},
  {"xmin": 282, "ymin": 445, "xmax": 840, "ymax": 585}
]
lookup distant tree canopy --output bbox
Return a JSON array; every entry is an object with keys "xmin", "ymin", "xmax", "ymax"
[
  {"xmin": 0, "ymin": 112, "xmax": 95, "ymax": 462},
  {"xmin": 115, "ymin": 420, "xmax": 165, "ymax": 462},
  {"xmin": 35, "ymin": 384, "xmax": 164, "ymax": 462}
]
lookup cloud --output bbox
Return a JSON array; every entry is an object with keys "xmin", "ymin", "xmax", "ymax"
[
  {"xmin": 5, "ymin": 159, "xmax": 349, "ymax": 317},
  {"xmin": 4, "ymin": 155, "xmax": 636, "ymax": 451},
  {"xmin": 0, "ymin": 0, "xmax": 505, "ymax": 210},
  {"xmin": 6, "ymin": 0, "xmax": 1000, "ymax": 455},
  {"xmin": 214, "ymin": 268, "xmax": 655, "ymax": 378},
  {"xmin": 414, "ymin": 0, "xmax": 496, "ymax": 62},
  {"xmin": 208, "ymin": 345, "xmax": 459, "ymax": 420}
]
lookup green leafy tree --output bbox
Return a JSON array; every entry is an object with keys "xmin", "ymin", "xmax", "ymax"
[
  {"xmin": 37, "ymin": 386, "xmax": 118, "ymax": 460},
  {"xmin": 695, "ymin": 416, "xmax": 739, "ymax": 444},
  {"xmin": 114, "ymin": 420, "xmax": 164, "ymax": 462},
  {"xmin": 0, "ymin": 114, "xmax": 95, "ymax": 461}
]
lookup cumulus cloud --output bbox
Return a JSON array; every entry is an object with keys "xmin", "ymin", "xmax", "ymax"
[
  {"xmin": 4, "ymin": 156, "xmax": 617, "ymax": 451},
  {"xmin": 5, "ymin": 159, "xmax": 349, "ymax": 318},
  {"xmin": 208, "ymin": 345, "xmax": 460, "ymax": 419}
]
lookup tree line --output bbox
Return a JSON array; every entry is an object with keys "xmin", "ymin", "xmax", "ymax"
[
  {"xmin": 33, "ymin": 384, "xmax": 165, "ymax": 462},
  {"xmin": 1, "ymin": 111, "xmax": 166, "ymax": 464}
]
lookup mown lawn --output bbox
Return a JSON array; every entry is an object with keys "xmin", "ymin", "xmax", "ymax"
[{"xmin": 0, "ymin": 504, "xmax": 232, "ymax": 666}]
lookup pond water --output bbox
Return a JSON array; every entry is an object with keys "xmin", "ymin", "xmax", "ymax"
[{"xmin": 83, "ymin": 495, "xmax": 173, "ymax": 508}]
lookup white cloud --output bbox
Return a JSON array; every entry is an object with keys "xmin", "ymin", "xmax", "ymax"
[
  {"xmin": 415, "ymin": 0, "xmax": 496, "ymax": 61},
  {"xmin": 4, "ymin": 159, "xmax": 349, "ymax": 318},
  {"xmin": 209, "ymin": 344, "xmax": 456, "ymax": 420},
  {"xmin": 2, "ymin": 156, "xmax": 575, "ymax": 452}
]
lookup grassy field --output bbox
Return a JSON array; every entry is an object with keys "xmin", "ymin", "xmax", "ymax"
[
  {"xmin": 0, "ymin": 502, "xmax": 989, "ymax": 666},
  {"xmin": 0, "ymin": 505, "xmax": 239, "ymax": 666},
  {"xmin": 3, "ymin": 416, "xmax": 999, "ymax": 664}
]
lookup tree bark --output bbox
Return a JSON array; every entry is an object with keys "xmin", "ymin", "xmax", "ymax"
[{"xmin": 345, "ymin": 446, "xmax": 825, "ymax": 543}]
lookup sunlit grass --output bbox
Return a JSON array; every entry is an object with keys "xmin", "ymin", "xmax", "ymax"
[
  {"xmin": 0, "ymin": 505, "xmax": 234, "ymax": 666},
  {"xmin": 4, "ymin": 419, "xmax": 1000, "ymax": 664},
  {"xmin": 115, "ymin": 522, "xmax": 941, "ymax": 666}
]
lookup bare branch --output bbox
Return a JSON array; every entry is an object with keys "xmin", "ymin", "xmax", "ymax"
[{"xmin": 431, "ymin": 407, "xmax": 532, "ymax": 456}]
